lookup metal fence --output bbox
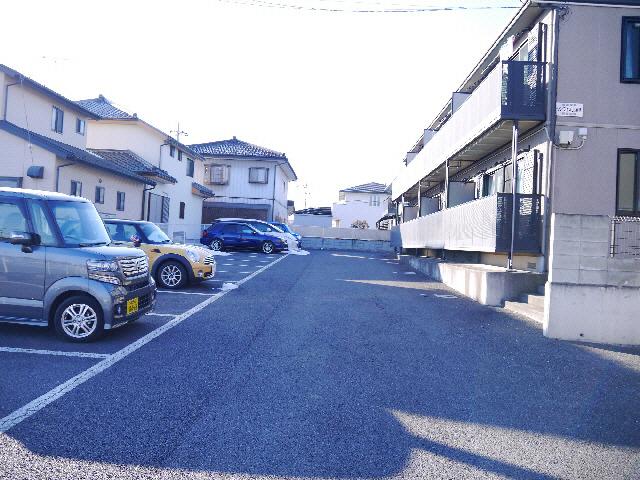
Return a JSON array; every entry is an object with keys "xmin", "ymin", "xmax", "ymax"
[
  {"xmin": 501, "ymin": 61, "xmax": 546, "ymax": 121},
  {"xmin": 394, "ymin": 193, "xmax": 543, "ymax": 253},
  {"xmin": 610, "ymin": 217, "xmax": 640, "ymax": 258}
]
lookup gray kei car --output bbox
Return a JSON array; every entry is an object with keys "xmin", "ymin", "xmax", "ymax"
[{"xmin": 0, "ymin": 188, "xmax": 156, "ymax": 342}]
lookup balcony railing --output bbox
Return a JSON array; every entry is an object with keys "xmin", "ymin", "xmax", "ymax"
[
  {"xmin": 392, "ymin": 60, "xmax": 546, "ymax": 200},
  {"xmin": 610, "ymin": 217, "xmax": 640, "ymax": 258},
  {"xmin": 393, "ymin": 193, "xmax": 543, "ymax": 254}
]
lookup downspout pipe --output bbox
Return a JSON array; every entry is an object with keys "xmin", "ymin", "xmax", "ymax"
[
  {"xmin": 141, "ymin": 184, "xmax": 155, "ymax": 221},
  {"xmin": 55, "ymin": 161, "xmax": 75, "ymax": 193}
]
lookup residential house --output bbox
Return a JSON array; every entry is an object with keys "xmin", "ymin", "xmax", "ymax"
[
  {"xmin": 332, "ymin": 182, "xmax": 391, "ymax": 229},
  {"xmin": 0, "ymin": 65, "xmax": 156, "ymax": 219},
  {"xmin": 189, "ymin": 137, "xmax": 297, "ymax": 223},
  {"xmin": 391, "ymin": 0, "xmax": 640, "ymax": 344},
  {"xmin": 76, "ymin": 96, "xmax": 214, "ymax": 242}
]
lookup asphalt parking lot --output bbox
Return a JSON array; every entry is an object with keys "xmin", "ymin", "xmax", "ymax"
[
  {"xmin": 0, "ymin": 249, "xmax": 285, "ymax": 419},
  {"xmin": 1, "ymin": 250, "xmax": 639, "ymax": 480}
]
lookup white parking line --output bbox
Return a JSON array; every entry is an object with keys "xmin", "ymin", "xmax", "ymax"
[
  {"xmin": 0, "ymin": 347, "xmax": 110, "ymax": 359},
  {"xmin": 157, "ymin": 290, "xmax": 214, "ymax": 296},
  {"xmin": 0, "ymin": 253, "xmax": 289, "ymax": 433},
  {"xmin": 434, "ymin": 294, "xmax": 457, "ymax": 299},
  {"xmin": 144, "ymin": 313, "xmax": 176, "ymax": 318}
]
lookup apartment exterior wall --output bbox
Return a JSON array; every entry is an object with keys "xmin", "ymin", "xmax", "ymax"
[{"xmin": 551, "ymin": 5, "xmax": 640, "ymax": 217}]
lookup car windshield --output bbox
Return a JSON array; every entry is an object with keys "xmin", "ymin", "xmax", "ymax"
[
  {"xmin": 274, "ymin": 223, "xmax": 291, "ymax": 234},
  {"xmin": 139, "ymin": 222, "xmax": 172, "ymax": 244},
  {"xmin": 251, "ymin": 222, "xmax": 283, "ymax": 233},
  {"xmin": 48, "ymin": 200, "xmax": 111, "ymax": 247}
]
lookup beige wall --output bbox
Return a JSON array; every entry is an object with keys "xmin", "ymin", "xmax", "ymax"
[
  {"xmin": 57, "ymin": 162, "xmax": 144, "ymax": 220},
  {"xmin": 552, "ymin": 5, "xmax": 640, "ymax": 216},
  {"xmin": 3, "ymin": 80, "xmax": 90, "ymax": 150},
  {"xmin": 86, "ymin": 119, "xmax": 207, "ymax": 239},
  {"xmin": 0, "ymin": 129, "xmax": 57, "ymax": 190}
]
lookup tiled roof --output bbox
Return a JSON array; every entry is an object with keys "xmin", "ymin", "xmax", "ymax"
[
  {"xmin": 341, "ymin": 182, "xmax": 390, "ymax": 194},
  {"xmin": 190, "ymin": 137, "xmax": 297, "ymax": 180},
  {"xmin": 89, "ymin": 149, "xmax": 177, "ymax": 184},
  {"xmin": 0, "ymin": 121, "xmax": 154, "ymax": 185},
  {"xmin": 75, "ymin": 95, "xmax": 135, "ymax": 120},
  {"xmin": 192, "ymin": 182, "xmax": 215, "ymax": 198},
  {"xmin": 190, "ymin": 137, "xmax": 287, "ymax": 159},
  {"xmin": 0, "ymin": 65, "xmax": 100, "ymax": 119}
]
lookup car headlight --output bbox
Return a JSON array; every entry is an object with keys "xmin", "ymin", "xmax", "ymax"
[
  {"xmin": 87, "ymin": 259, "xmax": 121, "ymax": 285},
  {"xmin": 186, "ymin": 249, "xmax": 200, "ymax": 263}
]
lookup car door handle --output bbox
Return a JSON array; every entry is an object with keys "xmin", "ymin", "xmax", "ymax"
[{"xmin": 151, "ymin": 248, "xmax": 161, "ymax": 253}]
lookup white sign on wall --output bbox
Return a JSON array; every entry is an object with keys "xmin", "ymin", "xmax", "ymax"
[{"xmin": 556, "ymin": 102, "xmax": 584, "ymax": 118}]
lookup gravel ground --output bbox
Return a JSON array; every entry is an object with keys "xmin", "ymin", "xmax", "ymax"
[{"xmin": 1, "ymin": 250, "xmax": 639, "ymax": 479}]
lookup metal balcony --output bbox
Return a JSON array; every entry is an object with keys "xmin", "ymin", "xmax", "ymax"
[
  {"xmin": 392, "ymin": 61, "xmax": 547, "ymax": 200},
  {"xmin": 392, "ymin": 193, "xmax": 543, "ymax": 254}
]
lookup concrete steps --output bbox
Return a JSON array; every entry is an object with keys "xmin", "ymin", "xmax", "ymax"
[{"xmin": 504, "ymin": 293, "xmax": 545, "ymax": 323}]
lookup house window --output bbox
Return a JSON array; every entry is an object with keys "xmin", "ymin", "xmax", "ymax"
[
  {"xmin": 170, "ymin": 145, "xmax": 176, "ymax": 157},
  {"xmin": 95, "ymin": 186, "xmax": 105, "ymax": 204},
  {"xmin": 370, "ymin": 195, "xmax": 380, "ymax": 207},
  {"xmin": 76, "ymin": 118, "xmax": 86, "ymax": 135},
  {"xmin": 339, "ymin": 191, "xmax": 346, "ymax": 201},
  {"xmin": 0, "ymin": 177, "xmax": 22, "ymax": 187},
  {"xmin": 249, "ymin": 167, "xmax": 269, "ymax": 184},
  {"xmin": 178, "ymin": 151, "xmax": 183, "ymax": 161},
  {"xmin": 147, "ymin": 193, "xmax": 170, "ymax": 223},
  {"xmin": 179, "ymin": 201, "xmax": 185, "ymax": 219},
  {"xmin": 186, "ymin": 158, "xmax": 194, "ymax": 177},
  {"xmin": 621, "ymin": 17, "xmax": 640, "ymax": 82},
  {"xmin": 209, "ymin": 164, "xmax": 230, "ymax": 185},
  {"xmin": 51, "ymin": 106, "xmax": 64, "ymax": 133},
  {"xmin": 116, "ymin": 191, "xmax": 126, "ymax": 211},
  {"xmin": 70, "ymin": 180, "xmax": 82, "ymax": 197},
  {"xmin": 617, "ymin": 149, "xmax": 640, "ymax": 216}
]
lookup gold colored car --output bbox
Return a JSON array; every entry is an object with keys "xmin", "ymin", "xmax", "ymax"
[{"xmin": 104, "ymin": 220, "xmax": 216, "ymax": 289}]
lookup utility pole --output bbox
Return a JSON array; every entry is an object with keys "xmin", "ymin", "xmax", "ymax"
[{"xmin": 303, "ymin": 183, "xmax": 309, "ymax": 208}]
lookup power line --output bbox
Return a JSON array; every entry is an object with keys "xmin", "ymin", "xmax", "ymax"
[{"xmin": 216, "ymin": 0, "xmax": 520, "ymax": 14}]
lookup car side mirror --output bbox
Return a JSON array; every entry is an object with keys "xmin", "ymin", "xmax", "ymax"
[
  {"xmin": 133, "ymin": 239, "xmax": 141, "ymax": 247},
  {"xmin": 10, "ymin": 231, "xmax": 39, "ymax": 252},
  {"xmin": 10, "ymin": 231, "xmax": 37, "ymax": 246}
]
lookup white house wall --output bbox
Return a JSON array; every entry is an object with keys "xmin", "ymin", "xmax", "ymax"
[
  {"xmin": 204, "ymin": 158, "xmax": 291, "ymax": 222},
  {"xmin": 331, "ymin": 191, "xmax": 388, "ymax": 229}
]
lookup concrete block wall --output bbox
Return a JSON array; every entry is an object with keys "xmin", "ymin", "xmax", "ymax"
[
  {"xmin": 302, "ymin": 237, "xmax": 393, "ymax": 253},
  {"xmin": 545, "ymin": 213, "xmax": 640, "ymax": 345},
  {"xmin": 548, "ymin": 214, "xmax": 640, "ymax": 287}
]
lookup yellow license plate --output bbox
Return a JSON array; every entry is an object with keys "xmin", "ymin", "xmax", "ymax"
[{"xmin": 126, "ymin": 297, "xmax": 139, "ymax": 315}]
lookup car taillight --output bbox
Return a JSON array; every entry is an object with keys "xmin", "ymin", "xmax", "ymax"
[{"xmin": 201, "ymin": 230, "xmax": 207, "ymax": 237}]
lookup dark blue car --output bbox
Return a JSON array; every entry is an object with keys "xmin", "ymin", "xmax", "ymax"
[{"xmin": 200, "ymin": 221, "xmax": 287, "ymax": 254}]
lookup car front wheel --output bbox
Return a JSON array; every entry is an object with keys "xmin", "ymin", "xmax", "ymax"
[
  {"xmin": 53, "ymin": 295, "xmax": 104, "ymax": 342},
  {"xmin": 157, "ymin": 260, "xmax": 188, "ymax": 289},
  {"xmin": 262, "ymin": 241, "xmax": 275, "ymax": 254},
  {"xmin": 209, "ymin": 239, "xmax": 223, "ymax": 251}
]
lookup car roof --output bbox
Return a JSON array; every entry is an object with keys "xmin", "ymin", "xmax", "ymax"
[
  {"xmin": 104, "ymin": 219, "xmax": 148, "ymax": 224},
  {"xmin": 216, "ymin": 218, "xmax": 272, "ymax": 224},
  {"xmin": 0, "ymin": 187, "xmax": 89, "ymax": 202}
]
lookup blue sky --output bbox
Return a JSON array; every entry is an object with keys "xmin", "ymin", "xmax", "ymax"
[{"xmin": 2, "ymin": 0, "xmax": 519, "ymax": 207}]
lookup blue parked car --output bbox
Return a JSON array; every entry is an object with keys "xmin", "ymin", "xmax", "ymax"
[
  {"xmin": 271, "ymin": 222, "xmax": 302, "ymax": 248},
  {"xmin": 200, "ymin": 221, "xmax": 287, "ymax": 254}
]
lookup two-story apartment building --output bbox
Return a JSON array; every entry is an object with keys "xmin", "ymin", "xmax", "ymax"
[
  {"xmin": 391, "ymin": 0, "xmax": 640, "ymax": 345},
  {"xmin": 332, "ymin": 182, "xmax": 391, "ymax": 229},
  {"xmin": 189, "ymin": 137, "xmax": 297, "ymax": 223},
  {"xmin": 0, "ymin": 65, "xmax": 159, "ymax": 220},
  {"xmin": 76, "ymin": 96, "xmax": 214, "ymax": 242}
]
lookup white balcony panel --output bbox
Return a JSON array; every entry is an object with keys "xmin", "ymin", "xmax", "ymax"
[
  {"xmin": 392, "ymin": 65, "xmax": 503, "ymax": 200},
  {"xmin": 398, "ymin": 210, "xmax": 445, "ymax": 249}
]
